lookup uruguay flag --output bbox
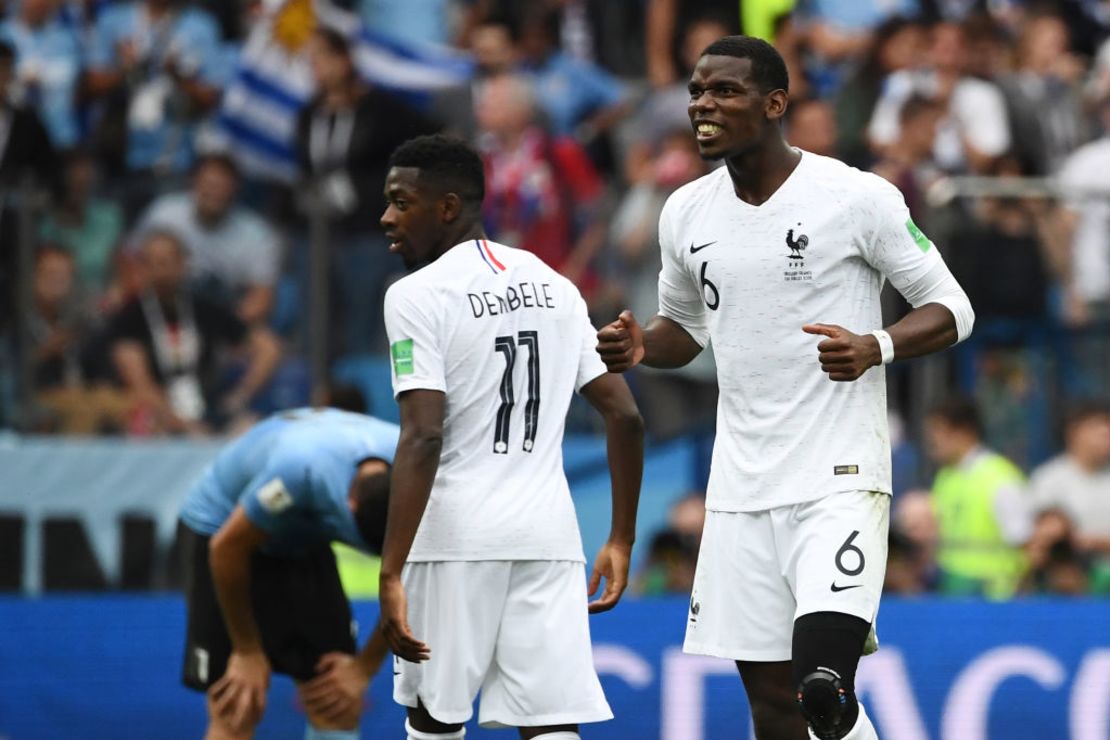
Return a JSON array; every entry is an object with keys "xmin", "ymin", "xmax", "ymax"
[{"xmin": 216, "ymin": 0, "xmax": 473, "ymax": 182}]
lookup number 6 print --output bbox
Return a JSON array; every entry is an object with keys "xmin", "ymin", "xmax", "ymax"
[
  {"xmin": 835, "ymin": 530, "xmax": 865, "ymax": 576},
  {"xmin": 492, "ymin": 331, "xmax": 541, "ymax": 454}
]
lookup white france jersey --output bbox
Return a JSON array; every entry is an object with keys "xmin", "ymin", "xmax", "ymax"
[
  {"xmin": 659, "ymin": 151, "xmax": 957, "ymax": 512},
  {"xmin": 384, "ymin": 239, "xmax": 607, "ymax": 562}
]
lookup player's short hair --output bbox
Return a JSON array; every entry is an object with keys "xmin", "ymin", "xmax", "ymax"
[
  {"xmin": 0, "ymin": 40, "xmax": 14, "ymax": 66},
  {"xmin": 928, "ymin": 396, "xmax": 983, "ymax": 437},
  {"xmin": 701, "ymin": 35, "xmax": 789, "ymax": 94},
  {"xmin": 388, "ymin": 134, "xmax": 486, "ymax": 209},
  {"xmin": 351, "ymin": 462, "xmax": 390, "ymax": 554}
]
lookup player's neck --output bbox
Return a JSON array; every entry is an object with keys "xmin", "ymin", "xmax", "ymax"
[
  {"xmin": 724, "ymin": 137, "xmax": 802, "ymax": 207},
  {"xmin": 431, "ymin": 224, "xmax": 487, "ymax": 263}
]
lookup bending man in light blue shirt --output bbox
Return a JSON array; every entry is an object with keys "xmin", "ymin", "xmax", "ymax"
[{"xmin": 180, "ymin": 407, "xmax": 399, "ymax": 740}]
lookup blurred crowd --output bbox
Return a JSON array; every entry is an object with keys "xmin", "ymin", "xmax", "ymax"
[{"xmin": 1, "ymin": 0, "xmax": 1110, "ymax": 586}]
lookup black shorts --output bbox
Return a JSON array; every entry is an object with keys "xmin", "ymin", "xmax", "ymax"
[{"xmin": 180, "ymin": 523, "xmax": 356, "ymax": 691}]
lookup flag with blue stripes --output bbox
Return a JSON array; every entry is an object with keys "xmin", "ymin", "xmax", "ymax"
[{"xmin": 217, "ymin": 0, "xmax": 472, "ymax": 182}]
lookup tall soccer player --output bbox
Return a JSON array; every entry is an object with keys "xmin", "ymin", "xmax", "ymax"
[
  {"xmin": 378, "ymin": 134, "xmax": 644, "ymax": 740},
  {"xmin": 179, "ymin": 407, "xmax": 398, "ymax": 740},
  {"xmin": 596, "ymin": 37, "xmax": 974, "ymax": 740}
]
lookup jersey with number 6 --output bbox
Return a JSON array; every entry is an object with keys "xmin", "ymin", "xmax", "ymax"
[
  {"xmin": 384, "ymin": 239, "xmax": 606, "ymax": 562},
  {"xmin": 658, "ymin": 150, "xmax": 970, "ymax": 513}
]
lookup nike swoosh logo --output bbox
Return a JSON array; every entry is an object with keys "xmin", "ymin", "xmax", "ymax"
[
  {"xmin": 690, "ymin": 240, "xmax": 717, "ymax": 253},
  {"xmin": 830, "ymin": 583, "xmax": 862, "ymax": 592}
]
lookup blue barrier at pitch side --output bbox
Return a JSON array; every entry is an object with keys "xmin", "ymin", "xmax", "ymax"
[{"xmin": 0, "ymin": 596, "xmax": 1107, "ymax": 739}]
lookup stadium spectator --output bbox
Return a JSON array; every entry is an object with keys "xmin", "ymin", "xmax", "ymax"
[
  {"xmin": 946, "ymin": 158, "xmax": 1053, "ymax": 323},
  {"xmin": 887, "ymin": 489, "xmax": 939, "ymax": 593},
  {"xmin": 1056, "ymin": 95, "xmax": 1110, "ymax": 329},
  {"xmin": 634, "ymin": 493, "xmax": 706, "ymax": 596},
  {"xmin": 1022, "ymin": 508, "xmax": 1092, "ymax": 596},
  {"xmin": 0, "ymin": 38, "xmax": 58, "ymax": 184},
  {"xmin": 30, "ymin": 246, "xmax": 131, "ymax": 434},
  {"xmin": 106, "ymin": 230, "xmax": 281, "ymax": 436},
  {"xmin": 470, "ymin": 16, "xmax": 517, "ymax": 79},
  {"xmin": 925, "ymin": 397, "xmax": 1032, "ymax": 598},
  {"xmin": 1029, "ymin": 402, "xmax": 1110, "ymax": 563},
  {"xmin": 39, "ymin": 149, "xmax": 125, "ymax": 309},
  {"xmin": 0, "ymin": 0, "xmax": 82, "ymax": 149},
  {"xmin": 884, "ymin": 530, "xmax": 929, "ymax": 595},
  {"xmin": 792, "ymin": 0, "xmax": 919, "ymax": 97},
  {"xmin": 784, "ymin": 97, "xmax": 838, "ymax": 156},
  {"xmin": 131, "ymin": 153, "xmax": 281, "ymax": 327},
  {"xmin": 608, "ymin": 127, "xmax": 717, "ymax": 438},
  {"xmin": 868, "ymin": 21, "xmax": 1012, "ymax": 174},
  {"xmin": 999, "ymin": 13, "xmax": 1090, "ymax": 176},
  {"xmin": 516, "ymin": 4, "xmax": 628, "ymax": 149},
  {"xmin": 84, "ymin": 0, "xmax": 223, "ymax": 214},
  {"xmin": 834, "ymin": 15, "xmax": 928, "ymax": 168},
  {"xmin": 295, "ymin": 26, "xmax": 440, "ymax": 355},
  {"xmin": 0, "ymin": 38, "xmax": 58, "ymax": 344},
  {"xmin": 643, "ymin": 0, "xmax": 740, "ymax": 89},
  {"xmin": 476, "ymin": 72, "xmax": 606, "ymax": 293},
  {"xmin": 870, "ymin": 95, "xmax": 945, "ymax": 221},
  {"xmin": 626, "ymin": 12, "xmax": 733, "ymax": 163}
]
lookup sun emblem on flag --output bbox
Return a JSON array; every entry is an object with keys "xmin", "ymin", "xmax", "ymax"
[{"xmin": 273, "ymin": 0, "xmax": 317, "ymax": 53}]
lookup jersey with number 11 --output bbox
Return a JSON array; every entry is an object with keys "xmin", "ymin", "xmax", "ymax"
[{"xmin": 384, "ymin": 239, "xmax": 606, "ymax": 562}]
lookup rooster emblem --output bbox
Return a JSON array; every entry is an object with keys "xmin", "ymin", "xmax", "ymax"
[{"xmin": 786, "ymin": 228, "xmax": 808, "ymax": 260}]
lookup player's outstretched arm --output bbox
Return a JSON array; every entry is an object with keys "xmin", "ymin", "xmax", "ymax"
[
  {"xmin": 596, "ymin": 310, "xmax": 703, "ymax": 372},
  {"xmin": 378, "ymin": 389, "xmax": 442, "ymax": 663},
  {"xmin": 580, "ymin": 373, "xmax": 644, "ymax": 613},
  {"xmin": 208, "ymin": 506, "xmax": 272, "ymax": 732}
]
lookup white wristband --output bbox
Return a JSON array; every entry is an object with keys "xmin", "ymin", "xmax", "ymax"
[{"xmin": 870, "ymin": 329, "xmax": 895, "ymax": 365}]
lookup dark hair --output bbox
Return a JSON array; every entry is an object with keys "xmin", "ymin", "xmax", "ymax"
[
  {"xmin": 351, "ymin": 463, "xmax": 390, "ymax": 554},
  {"xmin": 701, "ymin": 35, "xmax": 789, "ymax": 93},
  {"xmin": 1064, "ymin": 399, "xmax": 1110, "ymax": 430},
  {"xmin": 139, "ymin": 227, "xmax": 188, "ymax": 258},
  {"xmin": 388, "ymin": 134, "xmax": 486, "ymax": 208},
  {"xmin": 859, "ymin": 16, "xmax": 919, "ymax": 81},
  {"xmin": 928, "ymin": 396, "xmax": 983, "ymax": 437},
  {"xmin": 315, "ymin": 25, "xmax": 351, "ymax": 57},
  {"xmin": 0, "ymin": 40, "xmax": 14, "ymax": 65},
  {"xmin": 324, "ymin": 383, "xmax": 369, "ymax": 414},
  {"xmin": 193, "ymin": 152, "xmax": 240, "ymax": 180},
  {"xmin": 899, "ymin": 94, "xmax": 944, "ymax": 124}
]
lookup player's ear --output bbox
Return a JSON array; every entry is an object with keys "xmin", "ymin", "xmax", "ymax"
[
  {"xmin": 765, "ymin": 89, "xmax": 788, "ymax": 122},
  {"xmin": 440, "ymin": 192, "xmax": 463, "ymax": 224}
]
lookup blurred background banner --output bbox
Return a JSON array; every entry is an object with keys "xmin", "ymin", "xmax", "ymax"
[{"xmin": 0, "ymin": 596, "xmax": 1105, "ymax": 740}]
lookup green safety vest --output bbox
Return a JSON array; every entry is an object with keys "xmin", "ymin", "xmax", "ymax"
[{"xmin": 932, "ymin": 452, "xmax": 1027, "ymax": 599}]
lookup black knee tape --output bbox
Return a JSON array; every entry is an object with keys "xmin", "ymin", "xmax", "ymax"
[
  {"xmin": 797, "ymin": 668, "xmax": 854, "ymax": 739},
  {"xmin": 793, "ymin": 612, "xmax": 870, "ymax": 740}
]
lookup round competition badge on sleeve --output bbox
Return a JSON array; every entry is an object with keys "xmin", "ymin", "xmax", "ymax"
[{"xmin": 257, "ymin": 478, "xmax": 294, "ymax": 514}]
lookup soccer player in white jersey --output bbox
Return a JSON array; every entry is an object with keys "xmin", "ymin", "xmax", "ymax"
[
  {"xmin": 377, "ymin": 134, "xmax": 644, "ymax": 740},
  {"xmin": 597, "ymin": 37, "xmax": 975, "ymax": 740}
]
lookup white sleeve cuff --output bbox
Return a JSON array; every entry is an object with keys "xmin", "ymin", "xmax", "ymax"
[{"xmin": 930, "ymin": 293, "xmax": 975, "ymax": 344}]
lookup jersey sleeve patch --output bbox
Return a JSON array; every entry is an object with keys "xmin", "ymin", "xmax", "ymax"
[
  {"xmin": 391, "ymin": 338, "xmax": 414, "ymax": 376},
  {"xmin": 905, "ymin": 218, "xmax": 932, "ymax": 253},
  {"xmin": 256, "ymin": 477, "xmax": 294, "ymax": 514}
]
